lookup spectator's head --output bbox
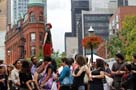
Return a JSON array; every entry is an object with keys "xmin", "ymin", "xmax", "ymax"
[
  {"xmin": 22, "ymin": 60, "xmax": 30, "ymax": 69},
  {"xmin": 7, "ymin": 64, "xmax": 14, "ymax": 72},
  {"xmin": 31, "ymin": 56, "xmax": 38, "ymax": 64},
  {"xmin": 76, "ymin": 55, "xmax": 86, "ymax": 67},
  {"xmin": 61, "ymin": 57, "xmax": 69, "ymax": 66},
  {"xmin": 13, "ymin": 59, "xmax": 22, "ymax": 69},
  {"xmin": 96, "ymin": 58, "xmax": 104, "ymax": 69},
  {"xmin": 43, "ymin": 56, "xmax": 52, "ymax": 65},
  {"xmin": 68, "ymin": 58, "xmax": 74, "ymax": 66},
  {"xmin": 115, "ymin": 53, "xmax": 124, "ymax": 62},
  {"xmin": 21, "ymin": 60, "xmax": 31, "ymax": 72},
  {"xmin": 74, "ymin": 54, "xmax": 79, "ymax": 60}
]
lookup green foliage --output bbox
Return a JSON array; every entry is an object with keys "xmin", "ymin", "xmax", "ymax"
[
  {"xmin": 108, "ymin": 16, "xmax": 136, "ymax": 60},
  {"xmin": 51, "ymin": 51, "xmax": 66, "ymax": 68},
  {"xmin": 107, "ymin": 36, "xmax": 122, "ymax": 57},
  {"xmin": 38, "ymin": 47, "xmax": 43, "ymax": 60}
]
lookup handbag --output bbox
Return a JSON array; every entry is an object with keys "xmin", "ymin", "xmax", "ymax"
[
  {"xmin": 61, "ymin": 70, "xmax": 73, "ymax": 86},
  {"xmin": 61, "ymin": 75, "xmax": 73, "ymax": 85},
  {"xmin": 84, "ymin": 73, "xmax": 89, "ymax": 84},
  {"xmin": 105, "ymin": 75, "xmax": 113, "ymax": 86},
  {"xmin": 51, "ymin": 81, "xmax": 57, "ymax": 90}
]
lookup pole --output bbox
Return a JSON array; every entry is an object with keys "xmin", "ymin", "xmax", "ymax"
[{"xmin": 91, "ymin": 43, "xmax": 93, "ymax": 63}]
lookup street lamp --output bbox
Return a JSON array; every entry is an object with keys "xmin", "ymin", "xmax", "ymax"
[
  {"xmin": 88, "ymin": 26, "xmax": 94, "ymax": 63},
  {"xmin": 7, "ymin": 50, "xmax": 11, "ymax": 64},
  {"xmin": 82, "ymin": 26, "xmax": 103, "ymax": 63},
  {"xmin": 88, "ymin": 26, "xmax": 94, "ymax": 35},
  {"xmin": 7, "ymin": 50, "xmax": 11, "ymax": 56}
]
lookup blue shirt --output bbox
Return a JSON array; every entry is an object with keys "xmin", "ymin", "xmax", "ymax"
[
  {"xmin": 31, "ymin": 64, "xmax": 36, "ymax": 75},
  {"xmin": 59, "ymin": 66, "xmax": 70, "ymax": 82}
]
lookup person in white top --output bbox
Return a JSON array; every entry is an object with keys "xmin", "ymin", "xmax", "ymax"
[{"xmin": 10, "ymin": 60, "xmax": 22, "ymax": 90}]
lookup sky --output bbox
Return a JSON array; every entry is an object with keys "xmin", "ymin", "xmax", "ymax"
[{"xmin": 47, "ymin": 0, "xmax": 71, "ymax": 52}]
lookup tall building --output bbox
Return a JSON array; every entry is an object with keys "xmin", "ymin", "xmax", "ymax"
[
  {"xmin": 81, "ymin": 10, "xmax": 112, "ymax": 55},
  {"xmin": 0, "ymin": 0, "xmax": 7, "ymax": 31},
  {"xmin": 10, "ymin": 0, "xmax": 47, "ymax": 25},
  {"xmin": 0, "ymin": 0, "xmax": 7, "ymax": 60},
  {"xmin": 7, "ymin": 0, "xmax": 11, "ymax": 25},
  {"xmin": 71, "ymin": 0, "xmax": 89, "ymax": 36},
  {"xmin": 11, "ymin": 0, "xmax": 29, "ymax": 24},
  {"xmin": 108, "ymin": 0, "xmax": 128, "ymax": 10},
  {"xmin": 91, "ymin": 0, "xmax": 110, "ymax": 11},
  {"xmin": 65, "ymin": 0, "xmax": 89, "ymax": 56},
  {"xmin": 118, "ymin": 0, "xmax": 128, "ymax": 6},
  {"xmin": 109, "ymin": 6, "xmax": 136, "ymax": 36},
  {"xmin": 128, "ymin": 0, "xmax": 136, "ymax": 6},
  {"xmin": 5, "ymin": 0, "xmax": 46, "ymax": 64}
]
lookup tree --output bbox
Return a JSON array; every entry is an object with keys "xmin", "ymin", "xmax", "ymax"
[
  {"xmin": 120, "ymin": 16, "xmax": 136, "ymax": 60},
  {"xmin": 51, "ymin": 50, "xmax": 66, "ymax": 67},
  {"xmin": 108, "ymin": 16, "xmax": 136, "ymax": 60},
  {"xmin": 107, "ymin": 35, "xmax": 122, "ymax": 57}
]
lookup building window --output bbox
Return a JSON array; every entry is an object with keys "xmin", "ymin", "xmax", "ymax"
[
  {"xmin": 30, "ymin": 13, "xmax": 35, "ymax": 22},
  {"xmin": 39, "ymin": 16, "xmax": 43, "ymax": 21},
  {"xmin": 39, "ymin": 32, "xmax": 43, "ymax": 43},
  {"xmin": 30, "ymin": 32, "xmax": 36, "ymax": 42},
  {"xmin": 30, "ymin": 46, "xmax": 36, "ymax": 56}
]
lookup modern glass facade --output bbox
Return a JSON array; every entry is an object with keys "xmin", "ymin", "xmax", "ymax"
[
  {"xmin": 11, "ymin": 0, "xmax": 29, "ymax": 24},
  {"xmin": 118, "ymin": 0, "xmax": 128, "ymax": 6},
  {"xmin": 71, "ymin": 0, "xmax": 89, "ymax": 36},
  {"xmin": 83, "ymin": 14, "xmax": 112, "ymax": 39},
  {"xmin": 80, "ymin": 11, "xmax": 113, "ymax": 55}
]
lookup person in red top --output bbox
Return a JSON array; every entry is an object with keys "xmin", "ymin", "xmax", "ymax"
[{"xmin": 43, "ymin": 23, "xmax": 53, "ymax": 57}]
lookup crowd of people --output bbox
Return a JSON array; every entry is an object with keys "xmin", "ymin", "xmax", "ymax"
[{"xmin": 0, "ymin": 53, "xmax": 136, "ymax": 90}]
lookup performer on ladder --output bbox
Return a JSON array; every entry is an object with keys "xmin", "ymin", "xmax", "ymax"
[{"xmin": 43, "ymin": 23, "xmax": 53, "ymax": 57}]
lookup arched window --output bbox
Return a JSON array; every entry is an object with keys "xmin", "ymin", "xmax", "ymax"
[
  {"xmin": 39, "ymin": 12, "xmax": 44, "ymax": 21},
  {"xmin": 30, "ymin": 12, "xmax": 35, "ymax": 22},
  {"xmin": 30, "ymin": 46, "xmax": 36, "ymax": 56}
]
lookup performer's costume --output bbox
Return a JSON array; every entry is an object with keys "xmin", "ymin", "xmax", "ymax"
[{"xmin": 43, "ymin": 23, "xmax": 52, "ymax": 57}]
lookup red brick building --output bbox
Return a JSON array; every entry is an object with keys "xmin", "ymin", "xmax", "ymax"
[
  {"xmin": 97, "ymin": 6, "xmax": 136, "ymax": 58},
  {"xmin": 96, "ymin": 42, "xmax": 107, "ymax": 59},
  {"xmin": 109, "ymin": 6, "xmax": 136, "ymax": 36},
  {"xmin": 5, "ymin": 1, "xmax": 46, "ymax": 64}
]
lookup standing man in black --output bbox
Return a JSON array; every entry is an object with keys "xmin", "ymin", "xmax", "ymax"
[{"xmin": 111, "ymin": 53, "xmax": 126, "ymax": 90}]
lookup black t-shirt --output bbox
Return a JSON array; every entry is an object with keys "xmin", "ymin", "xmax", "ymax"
[
  {"xmin": 73, "ymin": 68, "xmax": 85, "ymax": 86},
  {"xmin": 131, "ymin": 63, "xmax": 136, "ymax": 77},
  {"xmin": 90, "ymin": 68, "xmax": 104, "ymax": 84},
  {"xmin": 112, "ymin": 62, "xmax": 126, "ymax": 82},
  {"xmin": 112, "ymin": 62, "xmax": 125, "ymax": 72}
]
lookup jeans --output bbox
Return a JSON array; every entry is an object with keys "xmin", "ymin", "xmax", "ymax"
[{"xmin": 78, "ymin": 85, "xmax": 85, "ymax": 90}]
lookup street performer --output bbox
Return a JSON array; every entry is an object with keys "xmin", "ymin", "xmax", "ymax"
[{"xmin": 43, "ymin": 23, "xmax": 53, "ymax": 57}]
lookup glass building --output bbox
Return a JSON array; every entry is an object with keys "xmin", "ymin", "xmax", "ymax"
[
  {"xmin": 81, "ymin": 10, "xmax": 113, "ymax": 55},
  {"xmin": 71, "ymin": 0, "xmax": 89, "ymax": 36},
  {"xmin": 11, "ymin": 0, "xmax": 29, "ymax": 24}
]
